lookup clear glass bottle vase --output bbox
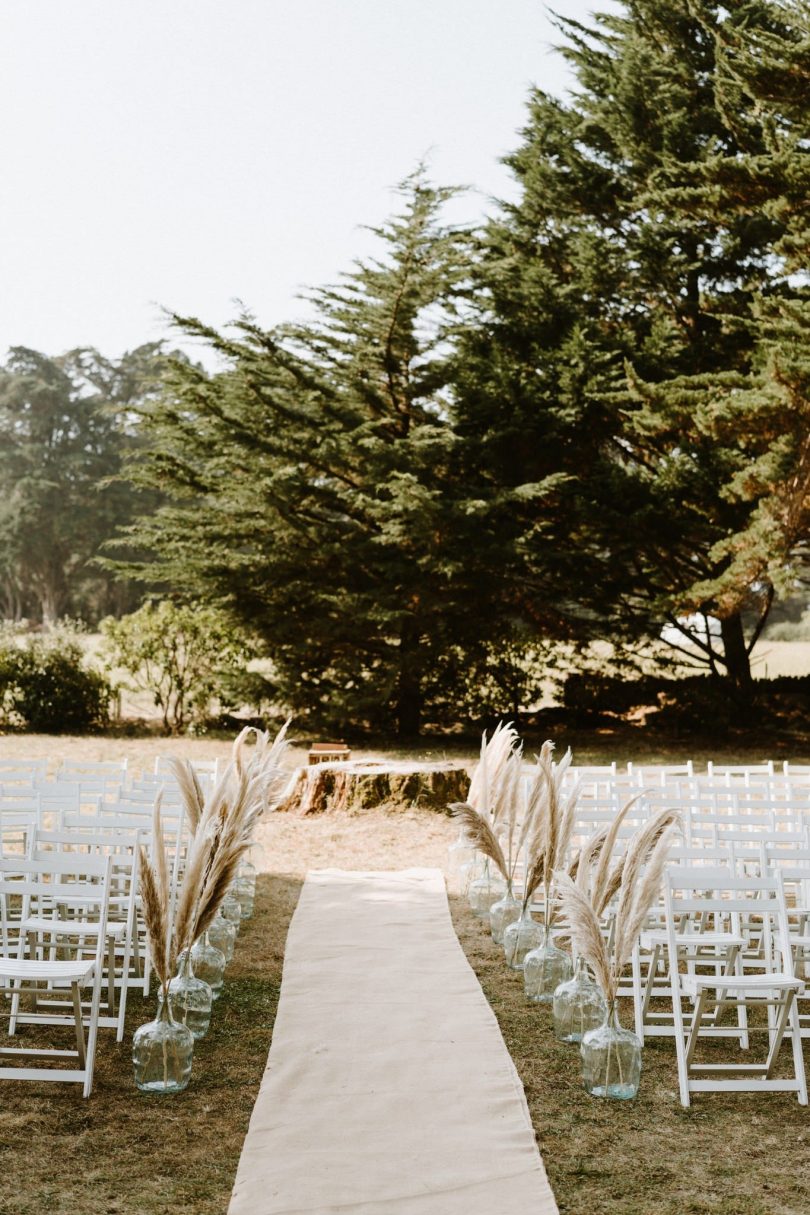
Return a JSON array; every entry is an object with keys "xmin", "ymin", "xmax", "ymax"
[
  {"xmin": 503, "ymin": 907, "xmax": 544, "ymax": 970},
  {"xmin": 190, "ymin": 933, "xmax": 226, "ymax": 999},
  {"xmin": 132, "ymin": 994, "xmax": 194, "ymax": 1094},
  {"xmin": 208, "ymin": 909, "xmax": 237, "ymax": 963},
  {"xmin": 158, "ymin": 951, "xmax": 213, "ymax": 1039},
  {"xmin": 581, "ymin": 1004, "xmax": 642, "ymax": 1100},
  {"xmin": 468, "ymin": 861, "xmax": 506, "ymax": 919},
  {"xmin": 233, "ymin": 859, "xmax": 256, "ymax": 919},
  {"xmin": 489, "ymin": 881, "xmax": 521, "ymax": 945},
  {"xmin": 553, "ymin": 956, "xmax": 608, "ymax": 1042},
  {"xmin": 220, "ymin": 892, "xmax": 242, "ymax": 933},
  {"xmin": 447, "ymin": 827, "xmax": 476, "ymax": 893},
  {"xmin": 523, "ymin": 927, "xmax": 572, "ymax": 1003}
]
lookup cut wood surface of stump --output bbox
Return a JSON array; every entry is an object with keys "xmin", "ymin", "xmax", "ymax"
[{"xmin": 277, "ymin": 760, "xmax": 470, "ymax": 816}]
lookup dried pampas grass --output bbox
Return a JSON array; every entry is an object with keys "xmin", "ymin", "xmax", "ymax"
[
  {"xmin": 166, "ymin": 759, "xmax": 205, "ymax": 835},
  {"xmin": 520, "ymin": 741, "xmax": 580, "ymax": 927},
  {"xmin": 556, "ymin": 805, "xmax": 681, "ymax": 1007},
  {"xmin": 449, "ymin": 802, "xmax": 508, "ymax": 882},
  {"xmin": 139, "ymin": 801, "xmax": 172, "ymax": 994},
  {"xmin": 466, "ymin": 722, "xmax": 520, "ymax": 823},
  {"xmin": 142, "ymin": 721, "xmax": 292, "ymax": 977}
]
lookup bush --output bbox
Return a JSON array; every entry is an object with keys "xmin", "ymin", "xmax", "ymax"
[
  {"xmin": 101, "ymin": 600, "xmax": 255, "ymax": 734},
  {"xmin": 0, "ymin": 626, "xmax": 111, "ymax": 733},
  {"xmin": 561, "ymin": 670, "xmax": 810, "ymax": 735}
]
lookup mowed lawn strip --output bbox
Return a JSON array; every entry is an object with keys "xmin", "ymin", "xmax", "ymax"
[
  {"xmin": 449, "ymin": 893, "xmax": 810, "ymax": 1215},
  {"xmin": 0, "ymin": 874, "xmax": 301, "ymax": 1215}
]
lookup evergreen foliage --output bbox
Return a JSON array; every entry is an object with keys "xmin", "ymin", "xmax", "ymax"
[
  {"xmin": 103, "ymin": 3, "xmax": 809, "ymax": 732},
  {"xmin": 111, "ymin": 173, "xmax": 485, "ymax": 734},
  {"xmin": 0, "ymin": 344, "xmax": 176, "ymax": 624},
  {"xmin": 455, "ymin": 0, "xmax": 810, "ymax": 697}
]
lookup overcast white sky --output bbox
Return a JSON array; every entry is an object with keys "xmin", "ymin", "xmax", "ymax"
[{"xmin": 0, "ymin": 0, "xmax": 611, "ymax": 363}]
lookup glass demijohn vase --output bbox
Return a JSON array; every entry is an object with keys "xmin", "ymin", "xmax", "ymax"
[
  {"xmin": 208, "ymin": 909, "xmax": 237, "ymax": 963},
  {"xmin": 233, "ymin": 859, "xmax": 256, "ymax": 919},
  {"xmin": 553, "ymin": 956, "xmax": 608, "ymax": 1043},
  {"xmin": 489, "ymin": 881, "xmax": 521, "ymax": 945},
  {"xmin": 158, "ymin": 951, "xmax": 213, "ymax": 1039},
  {"xmin": 221, "ymin": 891, "xmax": 242, "ymax": 931},
  {"xmin": 447, "ymin": 827, "xmax": 476, "ymax": 893},
  {"xmin": 503, "ymin": 907, "xmax": 544, "ymax": 970},
  {"xmin": 133, "ymin": 994, "xmax": 194, "ymax": 1094},
  {"xmin": 190, "ymin": 933, "xmax": 226, "ymax": 999},
  {"xmin": 523, "ymin": 927, "xmax": 572, "ymax": 1003},
  {"xmin": 468, "ymin": 861, "xmax": 506, "ymax": 919},
  {"xmin": 580, "ymin": 1005, "xmax": 642, "ymax": 1099}
]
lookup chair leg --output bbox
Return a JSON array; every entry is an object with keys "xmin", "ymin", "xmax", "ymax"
[
  {"xmin": 685, "ymin": 989, "xmax": 709, "ymax": 1073},
  {"xmin": 788, "ymin": 995, "xmax": 809, "ymax": 1105},
  {"xmin": 71, "ymin": 983, "xmax": 87, "ymax": 1069},
  {"xmin": 669, "ymin": 958, "xmax": 691, "ymax": 1107},
  {"xmin": 107, "ymin": 937, "xmax": 116, "ymax": 1018},
  {"xmin": 632, "ymin": 944, "xmax": 644, "ymax": 1042}
]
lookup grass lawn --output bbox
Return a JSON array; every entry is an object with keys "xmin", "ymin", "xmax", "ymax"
[
  {"xmin": 0, "ymin": 872, "xmax": 300, "ymax": 1215},
  {"xmin": 1, "ymin": 728, "xmax": 809, "ymax": 775},
  {"xmin": 1, "ymin": 805, "xmax": 808, "ymax": 1214}
]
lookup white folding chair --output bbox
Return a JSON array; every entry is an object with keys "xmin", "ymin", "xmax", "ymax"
[
  {"xmin": 0, "ymin": 853, "xmax": 112, "ymax": 1096},
  {"xmin": 27, "ymin": 828, "xmax": 142, "ymax": 1040},
  {"xmin": 632, "ymin": 855, "xmax": 736, "ymax": 1042},
  {"xmin": 665, "ymin": 867, "xmax": 806, "ymax": 1106}
]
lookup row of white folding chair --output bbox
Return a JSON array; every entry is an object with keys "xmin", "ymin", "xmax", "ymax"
[
  {"xmin": 0, "ymin": 852, "xmax": 112, "ymax": 1096},
  {"xmin": 63, "ymin": 802, "xmax": 191, "ymax": 993},
  {"xmin": 663, "ymin": 866, "xmax": 806, "ymax": 1106},
  {"xmin": 25, "ymin": 825, "xmax": 143, "ymax": 1039},
  {"xmin": 0, "ymin": 760, "xmax": 49, "ymax": 785},
  {"xmin": 57, "ymin": 759, "xmax": 128, "ymax": 783},
  {"xmin": 632, "ymin": 848, "xmax": 810, "ymax": 1069},
  {"xmin": 1, "ymin": 781, "xmax": 105, "ymax": 814},
  {"xmin": 628, "ymin": 859, "xmax": 807, "ymax": 1104},
  {"xmin": 626, "ymin": 762, "xmax": 695, "ymax": 785}
]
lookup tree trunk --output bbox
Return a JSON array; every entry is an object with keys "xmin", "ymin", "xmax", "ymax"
[
  {"xmin": 278, "ymin": 760, "xmax": 470, "ymax": 815},
  {"xmin": 720, "ymin": 612, "xmax": 754, "ymax": 700},
  {"xmin": 396, "ymin": 618, "xmax": 423, "ymax": 738}
]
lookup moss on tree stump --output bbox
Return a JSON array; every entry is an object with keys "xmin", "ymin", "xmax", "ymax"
[{"xmin": 277, "ymin": 760, "xmax": 470, "ymax": 816}]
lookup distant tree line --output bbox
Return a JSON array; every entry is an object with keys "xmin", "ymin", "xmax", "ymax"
[
  {"xmin": 0, "ymin": 343, "xmax": 177, "ymax": 623},
  {"xmin": 3, "ymin": 1, "xmax": 808, "ymax": 736}
]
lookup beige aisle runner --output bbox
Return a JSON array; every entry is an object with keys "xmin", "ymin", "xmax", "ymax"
[{"xmin": 228, "ymin": 868, "xmax": 558, "ymax": 1215}]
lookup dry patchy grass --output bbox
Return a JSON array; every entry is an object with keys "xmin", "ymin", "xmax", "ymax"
[
  {"xmin": 0, "ymin": 873, "xmax": 301, "ymax": 1215},
  {"xmin": 450, "ymin": 895, "xmax": 810, "ymax": 1215},
  {"xmin": 1, "ymin": 794, "xmax": 809, "ymax": 1214}
]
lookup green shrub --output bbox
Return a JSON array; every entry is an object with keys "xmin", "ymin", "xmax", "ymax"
[
  {"xmin": 101, "ymin": 600, "xmax": 255, "ymax": 735},
  {"xmin": 0, "ymin": 626, "xmax": 111, "ymax": 733},
  {"xmin": 561, "ymin": 670, "xmax": 810, "ymax": 735}
]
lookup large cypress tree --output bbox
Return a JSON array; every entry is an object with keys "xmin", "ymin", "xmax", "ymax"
[
  {"xmin": 457, "ymin": 0, "xmax": 807, "ymax": 694},
  {"xmin": 115, "ymin": 174, "xmax": 480, "ymax": 735}
]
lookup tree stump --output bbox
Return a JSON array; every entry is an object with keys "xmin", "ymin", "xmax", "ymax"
[{"xmin": 276, "ymin": 760, "xmax": 470, "ymax": 816}]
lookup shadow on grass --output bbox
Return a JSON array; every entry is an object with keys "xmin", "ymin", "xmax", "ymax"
[
  {"xmin": 447, "ymin": 891, "xmax": 810, "ymax": 1215},
  {"xmin": 0, "ymin": 874, "xmax": 303, "ymax": 1215}
]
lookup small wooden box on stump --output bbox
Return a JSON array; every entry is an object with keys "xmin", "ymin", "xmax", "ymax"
[{"xmin": 308, "ymin": 742, "xmax": 351, "ymax": 765}]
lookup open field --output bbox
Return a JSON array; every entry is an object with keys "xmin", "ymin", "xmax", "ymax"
[
  {"xmin": 2, "ymin": 731, "xmax": 810, "ymax": 776},
  {"xmin": 1, "ymin": 801, "xmax": 808, "ymax": 1214}
]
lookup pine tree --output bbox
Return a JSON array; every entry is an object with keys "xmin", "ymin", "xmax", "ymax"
[
  {"xmin": 115, "ymin": 174, "xmax": 477, "ymax": 736},
  {"xmin": 457, "ymin": 0, "xmax": 807, "ymax": 694}
]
